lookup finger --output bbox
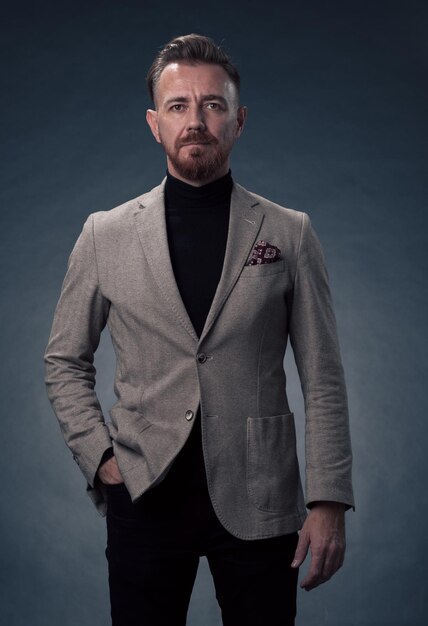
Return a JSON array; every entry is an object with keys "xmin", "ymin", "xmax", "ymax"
[
  {"xmin": 321, "ymin": 543, "xmax": 345, "ymax": 582},
  {"xmin": 291, "ymin": 530, "xmax": 310, "ymax": 568},
  {"xmin": 303, "ymin": 540, "xmax": 345, "ymax": 590},
  {"xmin": 319, "ymin": 549, "xmax": 338, "ymax": 584},
  {"xmin": 300, "ymin": 550, "xmax": 326, "ymax": 590}
]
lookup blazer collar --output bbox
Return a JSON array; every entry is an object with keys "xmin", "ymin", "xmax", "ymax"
[{"xmin": 132, "ymin": 177, "xmax": 264, "ymax": 345}]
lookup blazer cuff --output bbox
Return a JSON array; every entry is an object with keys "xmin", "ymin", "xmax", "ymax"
[
  {"xmin": 71, "ymin": 424, "xmax": 113, "ymax": 488},
  {"xmin": 306, "ymin": 500, "xmax": 355, "ymax": 512},
  {"xmin": 305, "ymin": 476, "xmax": 355, "ymax": 512}
]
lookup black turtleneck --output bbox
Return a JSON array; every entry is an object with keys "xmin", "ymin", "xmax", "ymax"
[
  {"xmin": 152, "ymin": 168, "xmax": 234, "ymax": 496},
  {"xmin": 164, "ymin": 168, "xmax": 233, "ymax": 338}
]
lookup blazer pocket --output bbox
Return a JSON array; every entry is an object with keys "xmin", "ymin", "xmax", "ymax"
[
  {"xmin": 240, "ymin": 258, "xmax": 285, "ymax": 277},
  {"xmin": 109, "ymin": 408, "xmax": 153, "ymax": 474},
  {"xmin": 109, "ymin": 406, "xmax": 152, "ymax": 449},
  {"xmin": 246, "ymin": 412, "xmax": 300, "ymax": 513}
]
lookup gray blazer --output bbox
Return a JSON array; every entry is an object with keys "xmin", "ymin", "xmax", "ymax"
[{"xmin": 44, "ymin": 178, "xmax": 354, "ymax": 540}]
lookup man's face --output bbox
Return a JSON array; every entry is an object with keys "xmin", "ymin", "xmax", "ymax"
[{"xmin": 146, "ymin": 62, "xmax": 247, "ymax": 185}]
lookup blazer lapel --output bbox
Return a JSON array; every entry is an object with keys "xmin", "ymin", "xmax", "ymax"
[
  {"xmin": 132, "ymin": 178, "xmax": 198, "ymax": 342},
  {"xmin": 199, "ymin": 182, "xmax": 264, "ymax": 344},
  {"xmin": 132, "ymin": 178, "xmax": 265, "ymax": 346}
]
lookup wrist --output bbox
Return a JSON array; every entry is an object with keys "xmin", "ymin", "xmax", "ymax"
[{"xmin": 308, "ymin": 500, "xmax": 346, "ymax": 511}]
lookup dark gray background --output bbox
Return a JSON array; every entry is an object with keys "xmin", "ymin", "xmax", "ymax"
[{"xmin": 1, "ymin": 1, "xmax": 427, "ymax": 624}]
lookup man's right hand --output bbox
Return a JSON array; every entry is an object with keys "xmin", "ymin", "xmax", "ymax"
[{"xmin": 97, "ymin": 456, "xmax": 124, "ymax": 485}]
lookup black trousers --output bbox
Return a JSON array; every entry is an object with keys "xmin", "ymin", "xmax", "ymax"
[{"xmin": 105, "ymin": 416, "xmax": 299, "ymax": 626}]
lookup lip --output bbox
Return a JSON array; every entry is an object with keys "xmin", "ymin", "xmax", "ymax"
[{"xmin": 181, "ymin": 142, "xmax": 210, "ymax": 146}]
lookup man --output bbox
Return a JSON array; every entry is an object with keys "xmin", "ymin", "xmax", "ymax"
[{"xmin": 44, "ymin": 34, "xmax": 354, "ymax": 626}]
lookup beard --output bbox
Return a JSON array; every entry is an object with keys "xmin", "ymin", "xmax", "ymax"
[{"xmin": 160, "ymin": 130, "xmax": 234, "ymax": 183}]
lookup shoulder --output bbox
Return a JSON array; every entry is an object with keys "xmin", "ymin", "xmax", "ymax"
[
  {"xmin": 85, "ymin": 180, "xmax": 164, "ymax": 234},
  {"xmin": 234, "ymin": 181, "xmax": 308, "ymax": 237},
  {"xmin": 236, "ymin": 181, "xmax": 306, "ymax": 218}
]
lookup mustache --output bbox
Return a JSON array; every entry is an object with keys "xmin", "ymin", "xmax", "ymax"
[{"xmin": 177, "ymin": 132, "xmax": 217, "ymax": 147}]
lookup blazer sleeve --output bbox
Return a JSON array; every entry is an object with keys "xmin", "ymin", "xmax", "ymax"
[
  {"xmin": 44, "ymin": 214, "xmax": 113, "ymax": 487},
  {"xmin": 288, "ymin": 212, "xmax": 355, "ymax": 511}
]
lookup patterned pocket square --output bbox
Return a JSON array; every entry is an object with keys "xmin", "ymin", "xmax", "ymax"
[{"xmin": 246, "ymin": 240, "xmax": 282, "ymax": 265}]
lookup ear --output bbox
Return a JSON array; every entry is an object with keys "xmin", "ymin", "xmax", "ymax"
[
  {"xmin": 146, "ymin": 109, "xmax": 161, "ymax": 143},
  {"xmin": 235, "ymin": 105, "xmax": 247, "ymax": 138}
]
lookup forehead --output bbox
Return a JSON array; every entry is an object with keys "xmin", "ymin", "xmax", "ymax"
[{"xmin": 155, "ymin": 62, "xmax": 237, "ymax": 103}]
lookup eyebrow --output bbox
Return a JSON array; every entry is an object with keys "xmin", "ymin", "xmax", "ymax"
[{"xmin": 163, "ymin": 94, "xmax": 228, "ymax": 107}]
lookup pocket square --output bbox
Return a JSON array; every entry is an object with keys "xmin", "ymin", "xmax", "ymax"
[{"xmin": 246, "ymin": 240, "xmax": 282, "ymax": 265}]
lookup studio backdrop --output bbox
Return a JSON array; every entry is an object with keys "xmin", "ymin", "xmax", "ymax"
[{"xmin": 1, "ymin": 1, "xmax": 427, "ymax": 625}]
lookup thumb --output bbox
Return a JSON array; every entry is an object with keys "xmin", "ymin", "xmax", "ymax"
[{"xmin": 291, "ymin": 529, "xmax": 309, "ymax": 568}]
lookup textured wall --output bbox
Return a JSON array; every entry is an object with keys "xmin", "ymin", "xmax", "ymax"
[{"xmin": 1, "ymin": 1, "xmax": 427, "ymax": 624}]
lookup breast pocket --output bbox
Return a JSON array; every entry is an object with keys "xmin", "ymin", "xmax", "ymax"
[
  {"xmin": 240, "ymin": 259, "xmax": 285, "ymax": 277},
  {"xmin": 246, "ymin": 412, "xmax": 301, "ymax": 513}
]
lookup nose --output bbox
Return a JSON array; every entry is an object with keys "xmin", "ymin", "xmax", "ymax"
[{"xmin": 186, "ymin": 105, "xmax": 206, "ymax": 131}]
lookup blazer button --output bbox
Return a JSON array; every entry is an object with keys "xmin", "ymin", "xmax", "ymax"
[
  {"xmin": 197, "ymin": 352, "xmax": 207, "ymax": 363},
  {"xmin": 185, "ymin": 410, "xmax": 194, "ymax": 421}
]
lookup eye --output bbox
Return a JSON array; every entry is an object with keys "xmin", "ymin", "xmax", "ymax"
[
  {"xmin": 170, "ymin": 104, "xmax": 185, "ymax": 111},
  {"xmin": 206, "ymin": 102, "xmax": 220, "ymax": 110}
]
